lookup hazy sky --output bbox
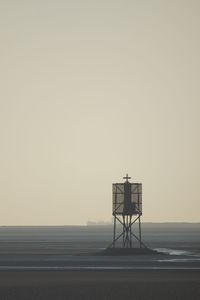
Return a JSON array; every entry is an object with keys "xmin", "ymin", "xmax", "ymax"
[{"xmin": 0, "ymin": 0, "xmax": 200, "ymax": 225}]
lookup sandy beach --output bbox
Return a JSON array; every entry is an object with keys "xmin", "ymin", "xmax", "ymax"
[{"xmin": 0, "ymin": 270, "xmax": 199, "ymax": 300}]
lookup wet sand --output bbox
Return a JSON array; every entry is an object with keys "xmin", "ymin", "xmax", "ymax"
[{"xmin": 0, "ymin": 270, "xmax": 199, "ymax": 300}]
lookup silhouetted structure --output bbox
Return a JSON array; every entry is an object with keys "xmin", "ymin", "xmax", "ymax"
[{"xmin": 110, "ymin": 174, "xmax": 146, "ymax": 248}]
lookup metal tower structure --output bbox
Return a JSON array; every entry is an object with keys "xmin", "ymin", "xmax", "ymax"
[{"xmin": 110, "ymin": 174, "xmax": 146, "ymax": 248}]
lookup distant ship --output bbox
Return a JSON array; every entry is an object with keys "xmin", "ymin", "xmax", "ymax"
[{"xmin": 86, "ymin": 221, "xmax": 112, "ymax": 226}]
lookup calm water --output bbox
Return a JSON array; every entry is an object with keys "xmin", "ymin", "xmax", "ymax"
[{"xmin": 0, "ymin": 223, "xmax": 199, "ymax": 255}]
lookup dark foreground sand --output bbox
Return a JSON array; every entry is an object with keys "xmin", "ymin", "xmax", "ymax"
[{"xmin": 0, "ymin": 270, "xmax": 199, "ymax": 300}]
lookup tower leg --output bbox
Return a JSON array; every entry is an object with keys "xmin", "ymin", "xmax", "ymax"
[
  {"xmin": 109, "ymin": 214, "xmax": 146, "ymax": 249},
  {"xmin": 126, "ymin": 215, "xmax": 128, "ymax": 248},
  {"xmin": 139, "ymin": 215, "xmax": 142, "ymax": 248},
  {"xmin": 113, "ymin": 215, "xmax": 116, "ymax": 248},
  {"xmin": 129, "ymin": 215, "xmax": 132, "ymax": 248},
  {"xmin": 122, "ymin": 215, "xmax": 125, "ymax": 248}
]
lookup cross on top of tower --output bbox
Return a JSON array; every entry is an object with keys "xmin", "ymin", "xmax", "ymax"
[{"xmin": 123, "ymin": 174, "xmax": 131, "ymax": 182}]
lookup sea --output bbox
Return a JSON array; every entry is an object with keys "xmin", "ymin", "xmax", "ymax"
[
  {"xmin": 0, "ymin": 223, "xmax": 199, "ymax": 300},
  {"xmin": 0, "ymin": 223, "xmax": 199, "ymax": 256}
]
